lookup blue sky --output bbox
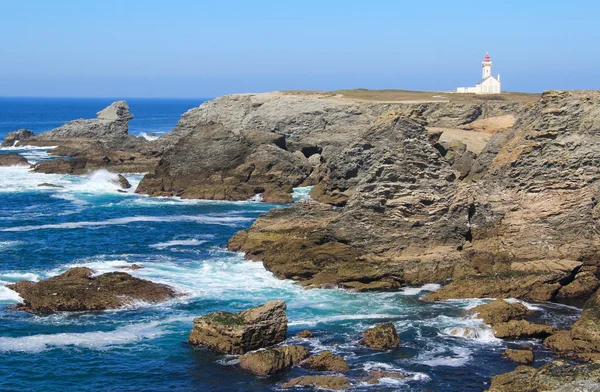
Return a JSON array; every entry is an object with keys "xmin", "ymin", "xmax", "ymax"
[{"xmin": 0, "ymin": 0, "xmax": 598, "ymax": 97}]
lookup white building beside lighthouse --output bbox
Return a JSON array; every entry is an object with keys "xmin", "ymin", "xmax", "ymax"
[{"xmin": 457, "ymin": 53, "xmax": 502, "ymax": 94}]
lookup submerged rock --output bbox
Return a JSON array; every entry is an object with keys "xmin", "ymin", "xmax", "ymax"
[
  {"xmin": 6, "ymin": 267, "xmax": 176, "ymax": 312},
  {"xmin": 281, "ymin": 375, "xmax": 351, "ymax": 390},
  {"xmin": 366, "ymin": 370, "xmax": 408, "ymax": 385},
  {"xmin": 239, "ymin": 345, "xmax": 309, "ymax": 376},
  {"xmin": 295, "ymin": 330, "xmax": 314, "ymax": 338},
  {"xmin": 188, "ymin": 300, "xmax": 287, "ymax": 354},
  {"xmin": 301, "ymin": 351, "xmax": 349, "ymax": 372},
  {"xmin": 0, "ymin": 153, "xmax": 30, "ymax": 166},
  {"xmin": 38, "ymin": 183, "xmax": 65, "ymax": 188},
  {"xmin": 1, "ymin": 129, "xmax": 34, "ymax": 147},
  {"xmin": 360, "ymin": 323, "xmax": 400, "ymax": 349},
  {"xmin": 502, "ymin": 349, "xmax": 534, "ymax": 364}
]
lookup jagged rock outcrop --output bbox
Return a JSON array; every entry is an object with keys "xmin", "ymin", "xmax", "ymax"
[
  {"xmin": 295, "ymin": 330, "xmax": 314, "ymax": 338},
  {"xmin": 426, "ymin": 90, "xmax": 600, "ymax": 301},
  {"xmin": 0, "ymin": 153, "xmax": 30, "ymax": 166},
  {"xmin": 37, "ymin": 101, "xmax": 133, "ymax": 140},
  {"xmin": 188, "ymin": 300, "xmax": 287, "ymax": 354},
  {"xmin": 487, "ymin": 361, "xmax": 600, "ymax": 392},
  {"xmin": 360, "ymin": 323, "xmax": 400, "ymax": 349},
  {"xmin": 1, "ymin": 129, "xmax": 34, "ymax": 147},
  {"xmin": 6, "ymin": 267, "xmax": 176, "ymax": 312},
  {"xmin": 239, "ymin": 346, "xmax": 309, "ymax": 376},
  {"xmin": 229, "ymin": 112, "xmax": 471, "ymax": 289},
  {"xmin": 1, "ymin": 101, "xmax": 163, "ymax": 174}
]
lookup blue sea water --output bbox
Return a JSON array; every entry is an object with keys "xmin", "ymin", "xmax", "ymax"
[{"xmin": 0, "ymin": 99, "xmax": 582, "ymax": 391}]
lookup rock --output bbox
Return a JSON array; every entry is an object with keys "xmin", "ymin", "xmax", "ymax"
[
  {"xmin": 38, "ymin": 183, "xmax": 65, "ymax": 188},
  {"xmin": 555, "ymin": 381, "xmax": 600, "ymax": 392},
  {"xmin": 6, "ymin": 267, "xmax": 176, "ymax": 312},
  {"xmin": 447, "ymin": 327, "xmax": 480, "ymax": 339},
  {"xmin": 301, "ymin": 351, "xmax": 349, "ymax": 372},
  {"xmin": 37, "ymin": 101, "xmax": 133, "ymax": 140},
  {"xmin": 556, "ymin": 272, "xmax": 600, "ymax": 299},
  {"xmin": 360, "ymin": 323, "xmax": 400, "ymax": 349},
  {"xmin": 502, "ymin": 349, "xmax": 534, "ymax": 364},
  {"xmin": 424, "ymin": 259, "xmax": 584, "ymax": 301},
  {"xmin": 238, "ymin": 345, "xmax": 309, "ymax": 376},
  {"xmin": 488, "ymin": 361, "xmax": 600, "ymax": 392},
  {"xmin": 295, "ymin": 330, "xmax": 314, "ymax": 338},
  {"xmin": 468, "ymin": 299, "xmax": 533, "ymax": 325},
  {"xmin": 229, "ymin": 112, "xmax": 470, "ymax": 290},
  {"xmin": 281, "ymin": 375, "xmax": 351, "ymax": 390},
  {"xmin": 119, "ymin": 264, "xmax": 144, "ymax": 270},
  {"xmin": 188, "ymin": 300, "xmax": 287, "ymax": 354},
  {"xmin": 366, "ymin": 370, "xmax": 408, "ymax": 385},
  {"xmin": 544, "ymin": 288, "xmax": 600, "ymax": 360},
  {"xmin": 494, "ymin": 320, "xmax": 556, "ymax": 339},
  {"xmin": 1, "ymin": 129, "xmax": 35, "ymax": 147},
  {"xmin": 0, "ymin": 153, "xmax": 30, "ymax": 166},
  {"xmin": 117, "ymin": 174, "xmax": 132, "ymax": 189}
]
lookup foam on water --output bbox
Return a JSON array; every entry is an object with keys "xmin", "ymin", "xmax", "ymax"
[
  {"xmin": 149, "ymin": 239, "xmax": 208, "ymax": 249},
  {"xmin": 399, "ymin": 283, "xmax": 442, "ymax": 296},
  {"xmin": 2, "ymin": 214, "xmax": 253, "ymax": 232},
  {"xmin": 0, "ymin": 317, "xmax": 187, "ymax": 353},
  {"xmin": 413, "ymin": 345, "xmax": 473, "ymax": 367},
  {"xmin": 139, "ymin": 132, "xmax": 160, "ymax": 141}
]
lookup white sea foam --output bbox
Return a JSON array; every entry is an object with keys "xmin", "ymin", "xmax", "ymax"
[
  {"xmin": 0, "ymin": 318, "xmax": 186, "ymax": 353},
  {"xmin": 360, "ymin": 362, "xmax": 431, "ymax": 386},
  {"xmin": 2, "ymin": 214, "xmax": 252, "ymax": 232},
  {"xmin": 0, "ymin": 145, "xmax": 57, "ymax": 151},
  {"xmin": 139, "ymin": 132, "xmax": 160, "ymax": 141},
  {"xmin": 413, "ymin": 345, "xmax": 473, "ymax": 367},
  {"xmin": 399, "ymin": 283, "xmax": 442, "ymax": 296},
  {"xmin": 0, "ymin": 285, "xmax": 23, "ymax": 304},
  {"xmin": 149, "ymin": 239, "xmax": 208, "ymax": 249},
  {"xmin": 0, "ymin": 241, "xmax": 23, "ymax": 251}
]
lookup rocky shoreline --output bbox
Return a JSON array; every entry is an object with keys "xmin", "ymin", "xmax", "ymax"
[{"xmin": 3, "ymin": 89, "xmax": 600, "ymax": 390}]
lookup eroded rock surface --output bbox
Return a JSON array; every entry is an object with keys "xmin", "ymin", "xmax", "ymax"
[
  {"xmin": 360, "ymin": 323, "xmax": 400, "ymax": 349},
  {"xmin": 239, "ymin": 345, "xmax": 309, "ymax": 376},
  {"xmin": 301, "ymin": 351, "xmax": 349, "ymax": 372},
  {"xmin": 188, "ymin": 300, "xmax": 287, "ymax": 354},
  {"xmin": 488, "ymin": 361, "xmax": 600, "ymax": 392},
  {"xmin": 6, "ymin": 267, "xmax": 176, "ymax": 312},
  {"xmin": 502, "ymin": 349, "xmax": 534, "ymax": 364}
]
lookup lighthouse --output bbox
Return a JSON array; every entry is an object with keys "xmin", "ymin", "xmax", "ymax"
[
  {"xmin": 482, "ymin": 53, "xmax": 492, "ymax": 79},
  {"xmin": 457, "ymin": 53, "xmax": 502, "ymax": 94}
]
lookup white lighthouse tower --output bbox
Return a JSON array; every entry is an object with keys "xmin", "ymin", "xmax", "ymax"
[
  {"xmin": 457, "ymin": 53, "xmax": 502, "ymax": 94},
  {"xmin": 482, "ymin": 53, "xmax": 492, "ymax": 79}
]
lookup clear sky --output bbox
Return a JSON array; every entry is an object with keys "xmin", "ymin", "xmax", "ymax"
[{"xmin": 1, "ymin": 0, "xmax": 598, "ymax": 97}]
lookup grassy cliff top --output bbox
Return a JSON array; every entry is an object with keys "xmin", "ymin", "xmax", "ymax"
[{"xmin": 281, "ymin": 89, "xmax": 540, "ymax": 103}]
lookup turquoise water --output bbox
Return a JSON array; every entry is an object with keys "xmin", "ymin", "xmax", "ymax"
[{"xmin": 0, "ymin": 100, "xmax": 581, "ymax": 391}]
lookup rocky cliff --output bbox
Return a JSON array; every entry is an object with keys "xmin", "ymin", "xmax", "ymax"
[
  {"xmin": 227, "ymin": 91, "xmax": 600, "ymax": 297},
  {"xmin": 136, "ymin": 92, "xmax": 522, "ymax": 202}
]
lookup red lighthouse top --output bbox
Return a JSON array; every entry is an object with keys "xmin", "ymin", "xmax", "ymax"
[{"xmin": 483, "ymin": 53, "xmax": 491, "ymax": 63}]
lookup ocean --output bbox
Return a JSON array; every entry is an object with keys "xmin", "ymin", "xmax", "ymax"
[{"xmin": 0, "ymin": 98, "xmax": 581, "ymax": 391}]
